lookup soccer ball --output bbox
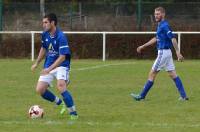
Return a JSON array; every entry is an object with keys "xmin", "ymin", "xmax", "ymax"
[{"xmin": 28, "ymin": 105, "xmax": 44, "ymax": 119}]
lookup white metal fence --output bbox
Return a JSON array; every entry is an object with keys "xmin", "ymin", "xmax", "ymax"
[{"xmin": 0, "ymin": 31, "xmax": 200, "ymax": 61}]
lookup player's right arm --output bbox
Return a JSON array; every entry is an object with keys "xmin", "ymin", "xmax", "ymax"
[
  {"xmin": 31, "ymin": 47, "xmax": 46, "ymax": 72},
  {"xmin": 137, "ymin": 37, "xmax": 157, "ymax": 53}
]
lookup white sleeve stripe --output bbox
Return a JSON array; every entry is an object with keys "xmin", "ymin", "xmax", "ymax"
[
  {"xmin": 167, "ymin": 31, "xmax": 172, "ymax": 34},
  {"xmin": 59, "ymin": 45, "xmax": 69, "ymax": 49}
]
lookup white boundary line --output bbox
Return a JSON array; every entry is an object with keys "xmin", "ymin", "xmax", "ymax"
[
  {"xmin": 71, "ymin": 62, "xmax": 136, "ymax": 71},
  {"xmin": 1, "ymin": 120, "xmax": 200, "ymax": 128}
]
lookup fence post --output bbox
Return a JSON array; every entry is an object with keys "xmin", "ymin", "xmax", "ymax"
[
  {"xmin": 178, "ymin": 32, "xmax": 181, "ymax": 52},
  {"xmin": 40, "ymin": 0, "xmax": 45, "ymax": 17},
  {"xmin": 103, "ymin": 32, "xmax": 106, "ymax": 61},
  {"xmin": 31, "ymin": 31, "xmax": 35, "ymax": 61},
  {"xmin": 136, "ymin": 0, "xmax": 142, "ymax": 30}
]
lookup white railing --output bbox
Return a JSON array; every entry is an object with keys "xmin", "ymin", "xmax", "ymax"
[{"xmin": 0, "ymin": 31, "xmax": 200, "ymax": 61}]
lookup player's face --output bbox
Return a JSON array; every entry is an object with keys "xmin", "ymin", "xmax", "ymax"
[
  {"xmin": 154, "ymin": 10, "xmax": 164, "ymax": 22},
  {"xmin": 42, "ymin": 18, "xmax": 53, "ymax": 32}
]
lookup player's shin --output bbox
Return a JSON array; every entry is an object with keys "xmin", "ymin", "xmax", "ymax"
[
  {"xmin": 61, "ymin": 90, "xmax": 77, "ymax": 116},
  {"xmin": 41, "ymin": 89, "xmax": 62, "ymax": 105},
  {"xmin": 140, "ymin": 80, "xmax": 154, "ymax": 98},
  {"xmin": 173, "ymin": 76, "xmax": 187, "ymax": 98}
]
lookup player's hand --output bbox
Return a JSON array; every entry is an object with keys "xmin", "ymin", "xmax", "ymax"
[
  {"xmin": 176, "ymin": 52, "xmax": 184, "ymax": 62},
  {"xmin": 41, "ymin": 68, "xmax": 50, "ymax": 75},
  {"xmin": 31, "ymin": 63, "xmax": 38, "ymax": 72},
  {"xmin": 137, "ymin": 46, "xmax": 143, "ymax": 53}
]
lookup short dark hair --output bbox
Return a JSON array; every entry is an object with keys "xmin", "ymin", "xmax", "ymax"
[{"xmin": 43, "ymin": 13, "xmax": 57, "ymax": 26}]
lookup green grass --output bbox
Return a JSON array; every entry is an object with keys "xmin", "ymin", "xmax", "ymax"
[{"xmin": 0, "ymin": 59, "xmax": 200, "ymax": 132}]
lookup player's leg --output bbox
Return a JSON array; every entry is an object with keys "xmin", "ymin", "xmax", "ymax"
[
  {"xmin": 56, "ymin": 67, "xmax": 78, "ymax": 119},
  {"xmin": 168, "ymin": 70, "xmax": 188, "ymax": 100},
  {"xmin": 140, "ymin": 69, "xmax": 159, "ymax": 98},
  {"xmin": 36, "ymin": 75, "xmax": 62, "ymax": 105},
  {"xmin": 166, "ymin": 56, "xmax": 188, "ymax": 100},
  {"xmin": 57, "ymin": 80, "xmax": 78, "ymax": 118},
  {"xmin": 131, "ymin": 69, "xmax": 158, "ymax": 100},
  {"xmin": 131, "ymin": 50, "xmax": 164, "ymax": 101}
]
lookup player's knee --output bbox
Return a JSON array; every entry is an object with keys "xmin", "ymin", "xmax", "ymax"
[
  {"xmin": 57, "ymin": 82, "xmax": 66, "ymax": 93},
  {"xmin": 168, "ymin": 71, "xmax": 177, "ymax": 79},
  {"xmin": 36, "ymin": 85, "xmax": 47, "ymax": 95},
  {"xmin": 148, "ymin": 71, "xmax": 157, "ymax": 81},
  {"xmin": 57, "ymin": 82, "xmax": 65, "ymax": 88},
  {"xmin": 169, "ymin": 74, "xmax": 177, "ymax": 79},
  {"xmin": 36, "ymin": 87, "xmax": 44, "ymax": 95},
  {"xmin": 35, "ymin": 82, "xmax": 49, "ymax": 95}
]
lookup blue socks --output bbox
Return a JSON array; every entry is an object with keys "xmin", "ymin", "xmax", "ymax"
[
  {"xmin": 41, "ymin": 89, "xmax": 55, "ymax": 102},
  {"xmin": 140, "ymin": 80, "xmax": 154, "ymax": 98},
  {"xmin": 61, "ymin": 90, "xmax": 77, "ymax": 115},
  {"xmin": 41, "ymin": 89, "xmax": 62, "ymax": 105},
  {"xmin": 139, "ymin": 77, "xmax": 187, "ymax": 99},
  {"xmin": 173, "ymin": 76, "xmax": 187, "ymax": 98},
  {"xmin": 61, "ymin": 90, "xmax": 74, "ymax": 107},
  {"xmin": 41, "ymin": 89, "xmax": 77, "ymax": 115}
]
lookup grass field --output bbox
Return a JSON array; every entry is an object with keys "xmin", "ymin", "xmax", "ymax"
[{"xmin": 0, "ymin": 59, "xmax": 200, "ymax": 132}]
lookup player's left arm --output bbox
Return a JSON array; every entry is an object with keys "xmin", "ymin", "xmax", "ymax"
[
  {"xmin": 164, "ymin": 25, "xmax": 184, "ymax": 61},
  {"xmin": 171, "ymin": 38, "xmax": 184, "ymax": 61}
]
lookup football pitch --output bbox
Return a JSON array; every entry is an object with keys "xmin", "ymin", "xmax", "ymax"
[{"xmin": 0, "ymin": 59, "xmax": 199, "ymax": 132}]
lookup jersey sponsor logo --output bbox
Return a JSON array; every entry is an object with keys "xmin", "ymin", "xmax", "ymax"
[
  {"xmin": 48, "ymin": 43, "xmax": 55, "ymax": 51},
  {"xmin": 48, "ymin": 43, "xmax": 58, "ymax": 56}
]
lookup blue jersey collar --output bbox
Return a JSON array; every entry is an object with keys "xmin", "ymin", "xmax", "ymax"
[
  {"xmin": 158, "ymin": 19, "xmax": 166, "ymax": 26},
  {"xmin": 49, "ymin": 27, "xmax": 59, "ymax": 38}
]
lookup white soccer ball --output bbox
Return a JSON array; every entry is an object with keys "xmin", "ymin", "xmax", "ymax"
[{"xmin": 28, "ymin": 105, "xmax": 44, "ymax": 119}]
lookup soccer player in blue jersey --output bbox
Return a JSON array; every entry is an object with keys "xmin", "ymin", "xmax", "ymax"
[
  {"xmin": 131, "ymin": 7, "xmax": 189, "ymax": 101},
  {"xmin": 31, "ymin": 13, "xmax": 78, "ymax": 119}
]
